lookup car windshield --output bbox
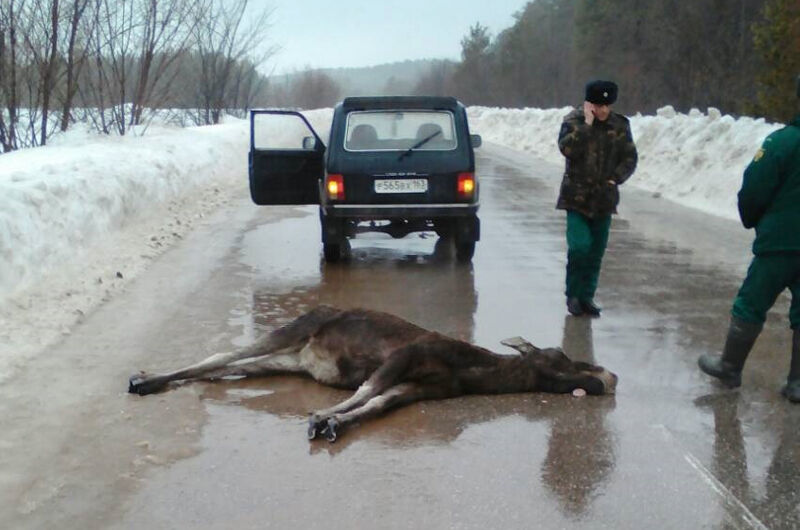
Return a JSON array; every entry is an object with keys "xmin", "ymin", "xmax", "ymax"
[{"xmin": 344, "ymin": 110, "xmax": 457, "ymax": 152}]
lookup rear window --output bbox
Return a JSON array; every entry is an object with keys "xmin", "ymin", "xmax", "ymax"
[{"xmin": 344, "ymin": 110, "xmax": 457, "ymax": 152}]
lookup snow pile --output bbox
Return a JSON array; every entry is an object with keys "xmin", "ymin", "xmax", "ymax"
[
  {"xmin": 467, "ymin": 105, "xmax": 781, "ymax": 219},
  {"xmin": 1, "ymin": 120, "xmax": 248, "ymax": 303},
  {"xmin": 468, "ymin": 106, "xmax": 572, "ymax": 163}
]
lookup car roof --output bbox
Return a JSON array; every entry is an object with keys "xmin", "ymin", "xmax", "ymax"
[{"xmin": 341, "ymin": 96, "xmax": 461, "ymax": 111}]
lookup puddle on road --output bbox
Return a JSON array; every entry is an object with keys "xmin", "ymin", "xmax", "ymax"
[
  {"xmin": 231, "ymin": 210, "xmax": 480, "ymax": 346},
  {"xmin": 106, "ymin": 150, "xmax": 800, "ymax": 529},
  {"xmin": 117, "ymin": 372, "xmax": 622, "ymax": 529},
  {"xmin": 238, "ymin": 208, "xmax": 322, "ymax": 291}
]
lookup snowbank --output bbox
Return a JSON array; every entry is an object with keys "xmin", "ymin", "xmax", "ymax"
[
  {"xmin": 467, "ymin": 105, "xmax": 781, "ymax": 220},
  {"xmin": 1, "ymin": 121, "xmax": 247, "ymax": 302}
]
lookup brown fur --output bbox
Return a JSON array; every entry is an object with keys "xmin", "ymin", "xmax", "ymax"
[{"xmin": 129, "ymin": 305, "xmax": 617, "ymax": 442}]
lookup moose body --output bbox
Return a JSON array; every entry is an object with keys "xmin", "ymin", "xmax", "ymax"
[{"xmin": 129, "ymin": 305, "xmax": 617, "ymax": 441}]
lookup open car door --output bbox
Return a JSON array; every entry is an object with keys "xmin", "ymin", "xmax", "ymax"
[{"xmin": 249, "ymin": 110, "xmax": 325, "ymax": 205}]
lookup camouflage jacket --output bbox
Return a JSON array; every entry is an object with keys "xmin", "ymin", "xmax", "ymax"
[{"xmin": 556, "ymin": 108, "xmax": 638, "ymax": 218}]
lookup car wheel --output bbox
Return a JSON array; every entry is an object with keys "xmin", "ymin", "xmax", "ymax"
[
  {"xmin": 455, "ymin": 241, "xmax": 475, "ymax": 262},
  {"xmin": 434, "ymin": 219, "xmax": 454, "ymax": 238},
  {"xmin": 323, "ymin": 243, "xmax": 341, "ymax": 263}
]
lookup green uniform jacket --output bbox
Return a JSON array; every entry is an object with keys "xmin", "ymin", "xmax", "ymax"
[
  {"xmin": 557, "ymin": 108, "xmax": 638, "ymax": 218},
  {"xmin": 738, "ymin": 115, "xmax": 800, "ymax": 254}
]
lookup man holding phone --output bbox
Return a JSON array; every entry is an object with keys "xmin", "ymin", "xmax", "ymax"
[{"xmin": 556, "ymin": 80, "xmax": 638, "ymax": 316}]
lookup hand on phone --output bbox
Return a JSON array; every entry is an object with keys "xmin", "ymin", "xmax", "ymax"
[{"xmin": 583, "ymin": 101, "xmax": 595, "ymax": 125}]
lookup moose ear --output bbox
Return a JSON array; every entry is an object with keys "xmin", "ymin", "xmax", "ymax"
[{"xmin": 500, "ymin": 336, "xmax": 540, "ymax": 356}]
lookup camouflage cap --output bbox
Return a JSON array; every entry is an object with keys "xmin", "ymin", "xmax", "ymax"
[{"xmin": 585, "ymin": 80, "xmax": 618, "ymax": 105}]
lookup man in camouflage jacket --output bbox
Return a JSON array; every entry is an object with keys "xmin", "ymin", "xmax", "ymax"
[
  {"xmin": 556, "ymin": 80, "xmax": 638, "ymax": 316},
  {"xmin": 699, "ymin": 75, "xmax": 800, "ymax": 402}
]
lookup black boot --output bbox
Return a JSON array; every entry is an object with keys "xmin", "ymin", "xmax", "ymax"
[
  {"xmin": 781, "ymin": 329, "xmax": 800, "ymax": 403},
  {"xmin": 581, "ymin": 299, "xmax": 602, "ymax": 317},
  {"xmin": 567, "ymin": 297, "xmax": 584, "ymax": 316},
  {"xmin": 698, "ymin": 316, "xmax": 762, "ymax": 388}
]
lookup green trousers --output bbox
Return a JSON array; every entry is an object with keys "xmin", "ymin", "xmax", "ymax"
[
  {"xmin": 565, "ymin": 211, "xmax": 611, "ymax": 301},
  {"xmin": 732, "ymin": 254, "xmax": 800, "ymax": 329}
]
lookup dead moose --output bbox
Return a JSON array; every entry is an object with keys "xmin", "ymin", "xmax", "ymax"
[{"xmin": 129, "ymin": 305, "xmax": 617, "ymax": 442}]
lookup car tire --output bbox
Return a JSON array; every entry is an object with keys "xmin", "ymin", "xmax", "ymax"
[
  {"xmin": 434, "ymin": 219, "xmax": 454, "ymax": 238},
  {"xmin": 455, "ymin": 240, "xmax": 475, "ymax": 263},
  {"xmin": 323, "ymin": 243, "xmax": 342, "ymax": 263}
]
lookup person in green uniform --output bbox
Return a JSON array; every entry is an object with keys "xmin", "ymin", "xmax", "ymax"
[
  {"xmin": 699, "ymin": 75, "xmax": 800, "ymax": 402},
  {"xmin": 557, "ymin": 80, "xmax": 638, "ymax": 317}
]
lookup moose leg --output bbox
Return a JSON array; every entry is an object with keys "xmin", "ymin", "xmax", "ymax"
[
  {"xmin": 196, "ymin": 353, "xmax": 305, "ymax": 380},
  {"xmin": 128, "ymin": 311, "xmax": 334, "ymax": 396},
  {"xmin": 310, "ymin": 382, "xmax": 380, "ymax": 422},
  {"xmin": 128, "ymin": 344, "xmax": 310, "ymax": 396},
  {"xmin": 307, "ymin": 349, "xmax": 420, "ymax": 439},
  {"xmin": 307, "ymin": 380, "xmax": 388, "ymax": 440},
  {"xmin": 129, "ymin": 306, "xmax": 340, "ymax": 395},
  {"xmin": 320, "ymin": 383, "xmax": 452, "ymax": 442}
]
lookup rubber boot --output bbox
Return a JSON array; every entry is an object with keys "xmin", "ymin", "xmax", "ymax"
[
  {"xmin": 581, "ymin": 299, "xmax": 602, "ymax": 317},
  {"xmin": 698, "ymin": 316, "xmax": 763, "ymax": 388},
  {"xmin": 567, "ymin": 297, "xmax": 584, "ymax": 316},
  {"xmin": 781, "ymin": 329, "xmax": 800, "ymax": 403}
]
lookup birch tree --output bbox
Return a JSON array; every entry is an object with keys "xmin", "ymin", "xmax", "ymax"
[{"xmin": 191, "ymin": 0, "xmax": 276, "ymax": 124}]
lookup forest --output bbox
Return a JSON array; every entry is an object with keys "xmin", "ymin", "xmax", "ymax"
[
  {"xmin": 425, "ymin": 0, "xmax": 798, "ymax": 121},
  {"xmin": 0, "ymin": 0, "xmax": 797, "ymax": 152}
]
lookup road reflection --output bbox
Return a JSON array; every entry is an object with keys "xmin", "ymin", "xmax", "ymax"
[
  {"xmin": 540, "ymin": 315, "xmax": 616, "ymax": 516},
  {"xmin": 249, "ymin": 234, "xmax": 478, "ymax": 342},
  {"xmin": 695, "ymin": 394, "xmax": 800, "ymax": 529}
]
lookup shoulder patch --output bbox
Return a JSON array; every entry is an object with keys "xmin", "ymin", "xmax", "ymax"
[{"xmin": 753, "ymin": 148, "xmax": 765, "ymax": 162}]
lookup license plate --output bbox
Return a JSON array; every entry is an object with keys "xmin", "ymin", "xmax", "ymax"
[{"xmin": 374, "ymin": 179, "xmax": 428, "ymax": 193}]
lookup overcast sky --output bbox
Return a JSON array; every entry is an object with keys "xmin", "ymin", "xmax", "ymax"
[{"xmin": 261, "ymin": 0, "xmax": 528, "ymax": 74}]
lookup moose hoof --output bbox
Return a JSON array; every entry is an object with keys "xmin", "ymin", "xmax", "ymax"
[
  {"xmin": 322, "ymin": 418, "xmax": 339, "ymax": 443},
  {"xmin": 307, "ymin": 416, "xmax": 326, "ymax": 440},
  {"xmin": 128, "ymin": 374, "xmax": 164, "ymax": 396}
]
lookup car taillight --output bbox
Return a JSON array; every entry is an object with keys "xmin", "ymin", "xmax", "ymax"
[
  {"xmin": 326, "ymin": 174, "xmax": 345, "ymax": 200},
  {"xmin": 457, "ymin": 172, "xmax": 475, "ymax": 198}
]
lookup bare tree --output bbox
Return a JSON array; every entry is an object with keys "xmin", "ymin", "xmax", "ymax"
[
  {"xmin": 227, "ymin": 58, "xmax": 270, "ymax": 116},
  {"xmin": 78, "ymin": 0, "xmax": 111, "ymax": 133},
  {"xmin": 41, "ymin": 0, "xmax": 59, "ymax": 145},
  {"xmin": 292, "ymin": 69, "xmax": 341, "ymax": 109},
  {"xmin": 94, "ymin": 0, "xmax": 136, "ymax": 135},
  {"xmin": 0, "ymin": 0, "xmax": 24, "ymax": 152},
  {"xmin": 15, "ymin": 0, "xmax": 60, "ymax": 146},
  {"xmin": 18, "ymin": 0, "xmax": 62, "ymax": 146},
  {"xmin": 129, "ymin": 0, "xmax": 194, "ymax": 126},
  {"xmin": 191, "ymin": 0, "xmax": 277, "ymax": 124},
  {"xmin": 59, "ymin": 0, "xmax": 91, "ymax": 131}
]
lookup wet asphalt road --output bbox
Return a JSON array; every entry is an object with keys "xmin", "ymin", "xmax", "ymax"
[{"xmin": 2, "ymin": 144, "xmax": 799, "ymax": 529}]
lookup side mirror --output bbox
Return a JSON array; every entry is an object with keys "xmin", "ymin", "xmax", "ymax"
[
  {"xmin": 470, "ymin": 134, "xmax": 482, "ymax": 148},
  {"xmin": 302, "ymin": 136, "xmax": 317, "ymax": 150}
]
